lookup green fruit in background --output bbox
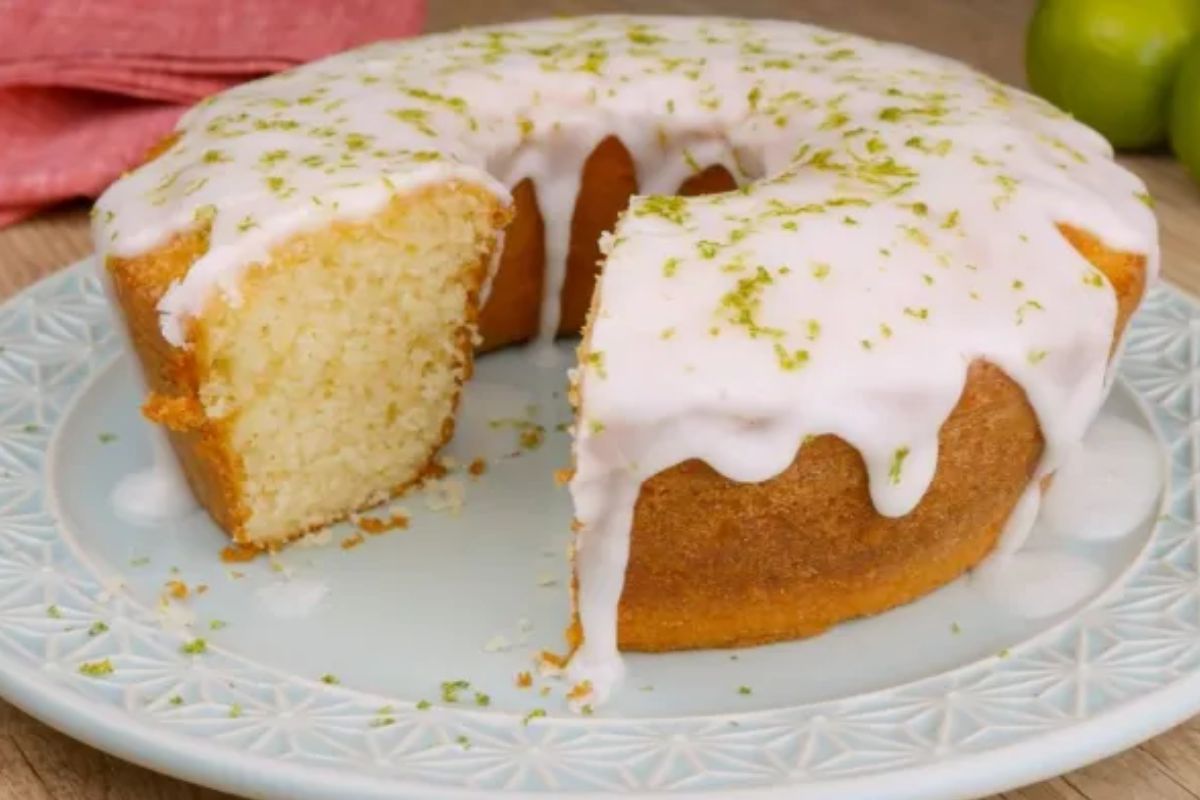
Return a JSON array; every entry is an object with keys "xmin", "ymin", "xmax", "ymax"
[
  {"xmin": 1171, "ymin": 42, "xmax": 1200, "ymax": 181},
  {"xmin": 1026, "ymin": 0, "xmax": 1200, "ymax": 150}
]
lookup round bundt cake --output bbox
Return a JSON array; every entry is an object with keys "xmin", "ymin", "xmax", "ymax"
[{"xmin": 91, "ymin": 16, "xmax": 1157, "ymax": 703}]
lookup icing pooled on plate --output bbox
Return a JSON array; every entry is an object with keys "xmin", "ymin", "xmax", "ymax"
[
  {"xmin": 970, "ymin": 551, "xmax": 1106, "ymax": 621},
  {"xmin": 969, "ymin": 411, "xmax": 1163, "ymax": 620},
  {"xmin": 1039, "ymin": 415, "xmax": 1163, "ymax": 541}
]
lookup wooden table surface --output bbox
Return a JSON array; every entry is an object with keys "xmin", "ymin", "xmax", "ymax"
[{"xmin": 3, "ymin": 1, "xmax": 1199, "ymax": 798}]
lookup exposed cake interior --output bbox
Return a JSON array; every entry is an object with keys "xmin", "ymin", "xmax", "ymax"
[{"xmin": 194, "ymin": 183, "xmax": 503, "ymax": 543}]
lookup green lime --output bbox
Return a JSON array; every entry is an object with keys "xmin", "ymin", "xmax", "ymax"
[
  {"xmin": 1170, "ymin": 41, "xmax": 1200, "ymax": 181},
  {"xmin": 1026, "ymin": 0, "xmax": 1200, "ymax": 149}
]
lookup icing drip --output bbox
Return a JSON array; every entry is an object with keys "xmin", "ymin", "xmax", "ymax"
[
  {"xmin": 991, "ymin": 477, "xmax": 1044, "ymax": 558},
  {"xmin": 533, "ymin": 179, "xmax": 576, "ymax": 364},
  {"xmin": 89, "ymin": 17, "xmax": 1160, "ymax": 705},
  {"xmin": 499, "ymin": 131, "xmax": 601, "ymax": 363},
  {"xmin": 568, "ymin": 475, "xmax": 638, "ymax": 702}
]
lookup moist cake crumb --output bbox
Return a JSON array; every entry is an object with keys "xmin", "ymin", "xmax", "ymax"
[
  {"xmin": 220, "ymin": 544, "xmax": 260, "ymax": 563},
  {"xmin": 356, "ymin": 512, "xmax": 410, "ymax": 535}
]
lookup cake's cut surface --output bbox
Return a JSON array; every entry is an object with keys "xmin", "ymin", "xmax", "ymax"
[
  {"xmin": 92, "ymin": 16, "xmax": 1158, "ymax": 704},
  {"xmin": 110, "ymin": 184, "xmax": 504, "ymax": 544}
]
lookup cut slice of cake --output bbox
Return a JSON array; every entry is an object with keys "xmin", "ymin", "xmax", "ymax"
[{"xmin": 106, "ymin": 182, "xmax": 507, "ymax": 546}]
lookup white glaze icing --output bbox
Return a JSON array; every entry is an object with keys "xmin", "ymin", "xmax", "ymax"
[
  {"xmin": 1039, "ymin": 415, "xmax": 1163, "ymax": 540},
  {"xmin": 111, "ymin": 453, "xmax": 198, "ymax": 524},
  {"xmin": 962, "ymin": 398, "xmax": 1160, "ymax": 563},
  {"xmin": 969, "ymin": 411, "xmax": 1162, "ymax": 620},
  {"xmin": 970, "ymin": 550, "xmax": 1105, "ymax": 620},
  {"xmin": 89, "ymin": 16, "xmax": 1159, "ymax": 705},
  {"xmin": 990, "ymin": 478, "xmax": 1044, "ymax": 559}
]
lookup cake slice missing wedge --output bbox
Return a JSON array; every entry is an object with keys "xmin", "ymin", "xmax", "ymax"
[{"xmin": 107, "ymin": 182, "xmax": 507, "ymax": 546}]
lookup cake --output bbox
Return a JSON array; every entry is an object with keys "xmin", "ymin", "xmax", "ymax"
[{"xmin": 91, "ymin": 16, "xmax": 1158, "ymax": 702}]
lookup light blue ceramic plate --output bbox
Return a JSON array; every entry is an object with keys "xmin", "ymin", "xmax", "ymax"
[{"xmin": 0, "ymin": 258, "xmax": 1197, "ymax": 799}]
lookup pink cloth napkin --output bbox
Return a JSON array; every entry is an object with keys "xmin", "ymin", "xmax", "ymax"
[{"xmin": 0, "ymin": 0, "xmax": 427, "ymax": 227}]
